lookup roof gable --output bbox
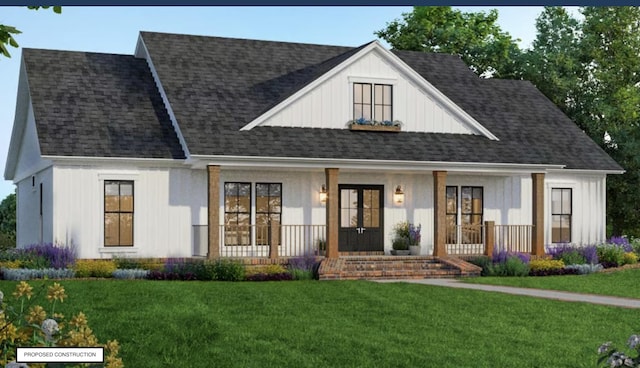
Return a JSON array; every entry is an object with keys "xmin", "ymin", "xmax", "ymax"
[{"xmin": 242, "ymin": 41, "xmax": 497, "ymax": 140}]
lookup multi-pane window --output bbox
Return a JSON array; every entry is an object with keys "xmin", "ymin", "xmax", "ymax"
[
  {"xmin": 256, "ymin": 183, "xmax": 282, "ymax": 245},
  {"xmin": 551, "ymin": 188, "xmax": 572, "ymax": 243},
  {"xmin": 446, "ymin": 186, "xmax": 458, "ymax": 244},
  {"xmin": 224, "ymin": 183, "xmax": 251, "ymax": 246},
  {"xmin": 104, "ymin": 181, "xmax": 133, "ymax": 247},
  {"xmin": 445, "ymin": 186, "xmax": 484, "ymax": 244},
  {"xmin": 353, "ymin": 83, "xmax": 392, "ymax": 122}
]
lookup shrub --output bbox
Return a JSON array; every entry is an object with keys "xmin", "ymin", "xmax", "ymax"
[
  {"xmin": 492, "ymin": 249, "xmax": 530, "ymax": 265},
  {"xmin": 212, "ymin": 259, "xmax": 245, "ymax": 281},
  {"xmin": 565, "ymin": 263, "xmax": 603, "ymax": 275},
  {"xmin": 597, "ymin": 244, "xmax": 626, "ymax": 268},
  {"xmin": 466, "ymin": 256, "xmax": 493, "ymax": 277},
  {"xmin": 623, "ymin": 252, "xmax": 638, "ymax": 265},
  {"xmin": 0, "ymin": 260, "xmax": 21, "ymax": 269},
  {"xmin": 490, "ymin": 256, "xmax": 530, "ymax": 277},
  {"xmin": 1, "ymin": 268, "xmax": 75, "ymax": 281},
  {"xmin": 288, "ymin": 254, "xmax": 320, "ymax": 280},
  {"xmin": 581, "ymin": 245, "xmax": 600, "ymax": 265},
  {"xmin": 632, "ymin": 238, "xmax": 640, "ymax": 257},
  {"xmin": 0, "ymin": 281, "xmax": 122, "ymax": 367},
  {"xmin": 608, "ymin": 236, "xmax": 633, "ymax": 252},
  {"xmin": 74, "ymin": 260, "xmax": 117, "ymax": 278},
  {"xmin": 24, "ymin": 243, "xmax": 75, "ymax": 269},
  {"xmin": 529, "ymin": 259, "xmax": 565, "ymax": 272},
  {"xmin": 547, "ymin": 243, "xmax": 590, "ymax": 265},
  {"xmin": 112, "ymin": 269, "xmax": 150, "ymax": 279}
]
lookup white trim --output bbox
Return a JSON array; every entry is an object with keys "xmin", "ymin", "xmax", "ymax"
[
  {"xmin": 348, "ymin": 76, "xmax": 397, "ymax": 84},
  {"xmin": 98, "ymin": 173, "xmax": 139, "ymax": 250},
  {"xmin": 240, "ymin": 41, "xmax": 499, "ymax": 141},
  {"xmin": 5, "ymin": 59, "xmax": 34, "ymax": 181},
  {"xmin": 546, "ymin": 183, "xmax": 576, "ymax": 245},
  {"xmin": 43, "ymin": 155, "xmax": 185, "ymax": 167},
  {"xmin": 190, "ymin": 154, "xmax": 565, "ymax": 173},
  {"xmin": 547, "ymin": 168, "xmax": 624, "ymax": 175},
  {"xmin": 135, "ymin": 34, "xmax": 191, "ymax": 158}
]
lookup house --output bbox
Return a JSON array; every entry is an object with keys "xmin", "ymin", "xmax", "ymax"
[{"xmin": 3, "ymin": 31, "xmax": 623, "ymax": 261}]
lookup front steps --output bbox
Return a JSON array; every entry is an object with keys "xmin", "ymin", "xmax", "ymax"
[{"xmin": 317, "ymin": 256, "xmax": 481, "ymax": 280}]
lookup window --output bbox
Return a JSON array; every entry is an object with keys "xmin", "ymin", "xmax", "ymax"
[
  {"xmin": 551, "ymin": 188, "xmax": 572, "ymax": 243},
  {"xmin": 446, "ymin": 186, "xmax": 458, "ymax": 244},
  {"xmin": 353, "ymin": 83, "xmax": 392, "ymax": 122},
  {"xmin": 224, "ymin": 182, "xmax": 251, "ymax": 246},
  {"xmin": 256, "ymin": 183, "xmax": 282, "ymax": 245},
  {"xmin": 445, "ymin": 186, "xmax": 483, "ymax": 244},
  {"xmin": 104, "ymin": 181, "xmax": 134, "ymax": 247}
]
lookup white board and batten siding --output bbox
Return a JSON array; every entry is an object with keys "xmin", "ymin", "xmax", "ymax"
[
  {"xmin": 50, "ymin": 166, "xmax": 207, "ymax": 259},
  {"xmin": 37, "ymin": 164, "xmax": 608, "ymax": 259},
  {"xmin": 258, "ymin": 48, "xmax": 476, "ymax": 135}
]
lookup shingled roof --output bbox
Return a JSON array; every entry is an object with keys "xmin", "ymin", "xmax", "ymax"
[{"xmin": 20, "ymin": 31, "xmax": 622, "ymax": 171}]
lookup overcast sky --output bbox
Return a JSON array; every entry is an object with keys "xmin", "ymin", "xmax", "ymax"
[{"xmin": 0, "ymin": 6, "xmax": 569, "ymax": 199}]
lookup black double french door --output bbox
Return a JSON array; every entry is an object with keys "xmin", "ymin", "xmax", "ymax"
[{"xmin": 338, "ymin": 185, "xmax": 384, "ymax": 252}]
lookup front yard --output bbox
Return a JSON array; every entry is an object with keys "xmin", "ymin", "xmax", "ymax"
[{"xmin": 0, "ymin": 279, "xmax": 636, "ymax": 367}]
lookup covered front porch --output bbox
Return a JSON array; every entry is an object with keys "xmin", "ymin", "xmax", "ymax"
[{"xmin": 199, "ymin": 166, "xmax": 546, "ymax": 261}]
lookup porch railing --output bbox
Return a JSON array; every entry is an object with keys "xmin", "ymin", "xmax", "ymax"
[
  {"xmin": 191, "ymin": 224, "xmax": 326, "ymax": 258},
  {"xmin": 446, "ymin": 222, "xmax": 534, "ymax": 256}
]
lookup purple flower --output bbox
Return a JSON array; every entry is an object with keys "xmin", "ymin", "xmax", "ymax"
[{"xmin": 608, "ymin": 236, "xmax": 633, "ymax": 252}]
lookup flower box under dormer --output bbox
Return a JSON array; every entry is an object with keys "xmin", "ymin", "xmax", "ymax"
[{"xmin": 349, "ymin": 124, "xmax": 401, "ymax": 132}]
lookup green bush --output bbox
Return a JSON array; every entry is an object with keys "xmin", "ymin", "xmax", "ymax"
[
  {"xmin": 529, "ymin": 259, "xmax": 565, "ymax": 272},
  {"xmin": 558, "ymin": 250, "xmax": 586, "ymax": 265},
  {"xmin": 466, "ymin": 256, "xmax": 493, "ymax": 276},
  {"xmin": 597, "ymin": 244, "xmax": 626, "ymax": 268},
  {"xmin": 212, "ymin": 259, "xmax": 245, "ymax": 281},
  {"xmin": 489, "ymin": 256, "xmax": 529, "ymax": 277}
]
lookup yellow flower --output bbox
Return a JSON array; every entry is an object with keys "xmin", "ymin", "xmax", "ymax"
[
  {"xmin": 105, "ymin": 339, "xmax": 120, "ymax": 355},
  {"xmin": 46, "ymin": 283, "xmax": 66, "ymax": 303},
  {"xmin": 105, "ymin": 355, "xmax": 124, "ymax": 368},
  {"xmin": 26, "ymin": 305, "xmax": 47, "ymax": 325},
  {"xmin": 69, "ymin": 312, "xmax": 88, "ymax": 329},
  {"xmin": 13, "ymin": 281, "xmax": 33, "ymax": 300},
  {"xmin": 0, "ymin": 313, "xmax": 18, "ymax": 344}
]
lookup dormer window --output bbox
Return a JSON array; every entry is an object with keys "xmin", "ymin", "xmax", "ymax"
[{"xmin": 353, "ymin": 83, "xmax": 392, "ymax": 122}]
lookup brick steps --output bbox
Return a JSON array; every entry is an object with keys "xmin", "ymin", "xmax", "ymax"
[{"xmin": 318, "ymin": 256, "xmax": 481, "ymax": 280}]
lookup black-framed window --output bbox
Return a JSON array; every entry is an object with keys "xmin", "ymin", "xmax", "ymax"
[
  {"xmin": 461, "ymin": 186, "xmax": 483, "ymax": 244},
  {"xmin": 224, "ymin": 182, "xmax": 251, "ymax": 246},
  {"xmin": 551, "ymin": 188, "xmax": 572, "ymax": 243},
  {"xmin": 353, "ymin": 83, "xmax": 392, "ymax": 122},
  {"xmin": 256, "ymin": 183, "xmax": 282, "ymax": 245},
  {"xmin": 446, "ymin": 186, "xmax": 458, "ymax": 244},
  {"xmin": 104, "ymin": 181, "xmax": 134, "ymax": 247}
]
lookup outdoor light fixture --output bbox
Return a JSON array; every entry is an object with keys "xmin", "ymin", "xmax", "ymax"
[
  {"xmin": 394, "ymin": 185, "xmax": 404, "ymax": 204},
  {"xmin": 319, "ymin": 184, "xmax": 327, "ymax": 203}
]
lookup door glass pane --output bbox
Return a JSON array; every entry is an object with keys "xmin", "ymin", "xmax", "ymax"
[
  {"xmin": 461, "ymin": 187, "xmax": 471, "ymax": 214},
  {"xmin": 446, "ymin": 215, "xmax": 457, "ymax": 244},
  {"xmin": 341, "ymin": 209, "xmax": 351, "ymax": 227}
]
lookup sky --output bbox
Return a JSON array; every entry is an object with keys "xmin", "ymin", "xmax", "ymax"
[{"xmin": 0, "ymin": 6, "xmax": 564, "ymax": 200}]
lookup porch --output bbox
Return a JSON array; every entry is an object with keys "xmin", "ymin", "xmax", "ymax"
[{"xmin": 192, "ymin": 222, "xmax": 535, "ymax": 259}]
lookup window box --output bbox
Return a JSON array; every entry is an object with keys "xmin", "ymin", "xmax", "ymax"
[{"xmin": 349, "ymin": 124, "xmax": 401, "ymax": 132}]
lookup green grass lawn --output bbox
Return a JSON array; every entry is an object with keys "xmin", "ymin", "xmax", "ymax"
[
  {"xmin": 0, "ymin": 279, "xmax": 636, "ymax": 368},
  {"xmin": 464, "ymin": 267, "xmax": 640, "ymax": 299}
]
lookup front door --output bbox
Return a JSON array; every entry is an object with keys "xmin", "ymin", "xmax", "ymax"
[{"xmin": 338, "ymin": 185, "xmax": 384, "ymax": 252}]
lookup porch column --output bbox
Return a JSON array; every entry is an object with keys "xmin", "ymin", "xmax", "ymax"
[
  {"xmin": 207, "ymin": 165, "xmax": 221, "ymax": 259},
  {"xmin": 531, "ymin": 173, "xmax": 545, "ymax": 256},
  {"xmin": 433, "ymin": 171, "xmax": 447, "ymax": 257},
  {"xmin": 325, "ymin": 168, "xmax": 339, "ymax": 259}
]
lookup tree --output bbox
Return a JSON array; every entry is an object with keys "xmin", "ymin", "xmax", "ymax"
[
  {"xmin": 0, "ymin": 192, "xmax": 16, "ymax": 248},
  {"xmin": 0, "ymin": 6, "xmax": 61, "ymax": 58},
  {"xmin": 521, "ymin": 7, "xmax": 640, "ymax": 236},
  {"xmin": 375, "ymin": 6, "xmax": 523, "ymax": 78}
]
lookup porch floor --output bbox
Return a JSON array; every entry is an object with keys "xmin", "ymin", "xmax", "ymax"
[{"xmin": 317, "ymin": 256, "xmax": 482, "ymax": 280}]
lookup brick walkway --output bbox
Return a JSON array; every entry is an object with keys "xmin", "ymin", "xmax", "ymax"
[{"xmin": 376, "ymin": 278, "xmax": 640, "ymax": 309}]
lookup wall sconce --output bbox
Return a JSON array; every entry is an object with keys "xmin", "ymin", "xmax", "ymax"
[
  {"xmin": 394, "ymin": 185, "xmax": 404, "ymax": 204},
  {"xmin": 319, "ymin": 184, "xmax": 327, "ymax": 203}
]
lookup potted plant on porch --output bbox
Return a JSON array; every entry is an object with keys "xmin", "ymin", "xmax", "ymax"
[{"xmin": 391, "ymin": 221, "xmax": 422, "ymax": 255}]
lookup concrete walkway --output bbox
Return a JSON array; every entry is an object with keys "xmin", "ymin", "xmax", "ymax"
[{"xmin": 375, "ymin": 278, "xmax": 640, "ymax": 309}]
